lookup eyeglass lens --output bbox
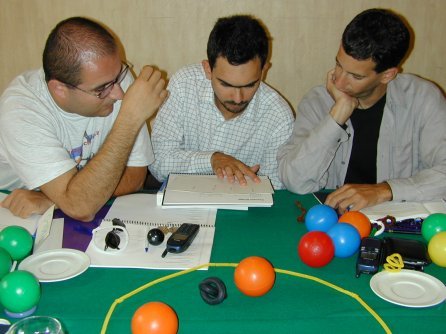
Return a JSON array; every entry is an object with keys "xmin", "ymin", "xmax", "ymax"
[{"xmin": 97, "ymin": 64, "xmax": 129, "ymax": 99}]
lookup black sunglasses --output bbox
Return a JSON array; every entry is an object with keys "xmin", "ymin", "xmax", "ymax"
[{"xmin": 104, "ymin": 218, "xmax": 127, "ymax": 251}]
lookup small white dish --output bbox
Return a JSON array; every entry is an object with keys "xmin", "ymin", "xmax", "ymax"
[
  {"xmin": 370, "ymin": 269, "xmax": 446, "ymax": 308},
  {"xmin": 18, "ymin": 248, "xmax": 90, "ymax": 282}
]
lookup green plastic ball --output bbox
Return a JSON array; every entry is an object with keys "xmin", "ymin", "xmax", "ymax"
[
  {"xmin": 422, "ymin": 213, "xmax": 446, "ymax": 242},
  {"xmin": 0, "ymin": 226, "xmax": 33, "ymax": 261},
  {"xmin": 0, "ymin": 270, "xmax": 41, "ymax": 313},
  {"xmin": 0, "ymin": 247, "xmax": 12, "ymax": 279}
]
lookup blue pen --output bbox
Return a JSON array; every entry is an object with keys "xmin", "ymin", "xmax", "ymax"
[{"xmin": 145, "ymin": 228, "xmax": 149, "ymax": 253}]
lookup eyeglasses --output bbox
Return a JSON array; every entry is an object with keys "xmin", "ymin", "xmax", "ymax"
[
  {"xmin": 92, "ymin": 218, "xmax": 129, "ymax": 254},
  {"xmin": 63, "ymin": 62, "xmax": 131, "ymax": 99}
]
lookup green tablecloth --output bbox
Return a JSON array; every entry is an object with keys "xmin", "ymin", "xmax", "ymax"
[{"xmin": 7, "ymin": 190, "xmax": 446, "ymax": 333}]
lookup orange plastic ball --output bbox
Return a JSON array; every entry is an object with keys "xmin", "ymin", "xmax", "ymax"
[
  {"xmin": 234, "ymin": 256, "xmax": 275, "ymax": 297},
  {"xmin": 338, "ymin": 211, "xmax": 371, "ymax": 239},
  {"xmin": 131, "ymin": 302, "xmax": 178, "ymax": 334}
]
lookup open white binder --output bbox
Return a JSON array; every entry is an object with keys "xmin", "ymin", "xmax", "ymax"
[
  {"xmin": 161, "ymin": 174, "xmax": 274, "ymax": 209},
  {"xmin": 85, "ymin": 193, "xmax": 217, "ymax": 270}
]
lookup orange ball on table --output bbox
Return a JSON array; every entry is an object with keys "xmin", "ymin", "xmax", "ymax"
[
  {"xmin": 338, "ymin": 211, "xmax": 371, "ymax": 239},
  {"xmin": 131, "ymin": 302, "xmax": 178, "ymax": 334},
  {"xmin": 234, "ymin": 256, "xmax": 275, "ymax": 297}
]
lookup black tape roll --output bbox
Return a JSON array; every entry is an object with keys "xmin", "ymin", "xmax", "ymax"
[{"xmin": 199, "ymin": 277, "xmax": 227, "ymax": 305}]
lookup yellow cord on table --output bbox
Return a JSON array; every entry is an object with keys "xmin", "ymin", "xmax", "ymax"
[
  {"xmin": 383, "ymin": 253, "xmax": 404, "ymax": 272},
  {"xmin": 101, "ymin": 263, "xmax": 391, "ymax": 334}
]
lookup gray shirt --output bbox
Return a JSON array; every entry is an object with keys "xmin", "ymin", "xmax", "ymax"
[{"xmin": 278, "ymin": 73, "xmax": 446, "ymax": 202}]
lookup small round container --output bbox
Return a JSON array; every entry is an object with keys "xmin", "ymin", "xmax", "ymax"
[{"xmin": 7, "ymin": 316, "xmax": 64, "ymax": 334}]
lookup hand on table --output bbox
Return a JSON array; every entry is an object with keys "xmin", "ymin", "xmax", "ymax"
[
  {"xmin": 0, "ymin": 189, "xmax": 54, "ymax": 218},
  {"xmin": 325, "ymin": 183, "xmax": 393, "ymax": 214},
  {"xmin": 211, "ymin": 152, "xmax": 261, "ymax": 186}
]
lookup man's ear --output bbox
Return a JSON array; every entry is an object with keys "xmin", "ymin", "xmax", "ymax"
[
  {"xmin": 380, "ymin": 67, "xmax": 398, "ymax": 84},
  {"xmin": 261, "ymin": 62, "xmax": 271, "ymax": 81},
  {"xmin": 202, "ymin": 60, "xmax": 212, "ymax": 80},
  {"xmin": 47, "ymin": 79, "xmax": 69, "ymax": 99}
]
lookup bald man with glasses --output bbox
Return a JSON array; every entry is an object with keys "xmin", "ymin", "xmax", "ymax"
[{"xmin": 0, "ymin": 17, "xmax": 167, "ymax": 221}]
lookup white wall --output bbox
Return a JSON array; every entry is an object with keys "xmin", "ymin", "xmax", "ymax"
[{"xmin": 1, "ymin": 0, "xmax": 444, "ymax": 112}]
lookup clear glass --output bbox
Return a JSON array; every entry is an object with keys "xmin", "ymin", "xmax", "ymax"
[{"xmin": 6, "ymin": 316, "xmax": 64, "ymax": 334}]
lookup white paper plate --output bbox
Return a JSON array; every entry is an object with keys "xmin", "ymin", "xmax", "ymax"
[
  {"xmin": 370, "ymin": 269, "xmax": 446, "ymax": 308},
  {"xmin": 18, "ymin": 249, "xmax": 90, "ymax": 282}
]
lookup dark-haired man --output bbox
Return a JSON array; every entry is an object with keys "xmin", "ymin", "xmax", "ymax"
[
  {"xmin": 149, "ymin": 15, "xmax": 294, "ymax": 189},
  {"xmin": 0, "ymin": 17, "xmax": 167, "ymax": 221},
  {"xmin": 278, "ymin": 8, "xmax": 446, "ymax": 213}
]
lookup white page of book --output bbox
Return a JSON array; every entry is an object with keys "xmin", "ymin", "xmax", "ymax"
[
  {"xmin": 33, "ymin": 218, "xmax": 64, "ymax": 253},
  {"xmin": 0, "ymin": 192, "xmax": 40, "ymax": 234},
  {"xmin": 360, "ymin": 199, "xmax": 446, "ymax": 221},
  {"xmin": 167, "ymin": 174, "xmax": 274, "ymax": 194},
  {"xmin": 163, "ymin": 190, "xmax": 273, "ymax": 207}
]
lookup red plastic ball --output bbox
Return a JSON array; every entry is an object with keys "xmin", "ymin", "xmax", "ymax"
[
  {"xmin": 234, "ymin": 256, "xmax": 275, "ymax": 297},
  {"xmin": 298, "ymin": 231, "xmax": 335, "ymax": 267},
  {"xmin": 338, "ymin": 211, "xmax": 371, "ymax": 239},
  {"xmin": 131, "ymin": 302, "xmax": 178, "ymax": 334}
]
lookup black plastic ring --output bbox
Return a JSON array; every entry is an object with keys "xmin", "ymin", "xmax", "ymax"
[{"xmin": 199, "ymin": 277, "xmax": 227, "ymax": 305}]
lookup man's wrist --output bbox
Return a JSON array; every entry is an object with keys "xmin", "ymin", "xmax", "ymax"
[
  {"xmin": 330, "ymin": 99, "xmax": 356, "ymax": 125},
  {"xmin": 379, "ymin": 182, "xmax": 393, "ymax": 201},
  {"xmin": 210, "ymin": 151, "xmax": 222, "ymax": 166}
]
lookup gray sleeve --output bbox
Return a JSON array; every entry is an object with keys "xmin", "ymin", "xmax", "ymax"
[
  {"xmin": 278, "ymin": 87, "xmax": 348, "ymax": 194},
  {"xmin": 387, "ymin": 81, "xmax": 446, "ymax": 201}
]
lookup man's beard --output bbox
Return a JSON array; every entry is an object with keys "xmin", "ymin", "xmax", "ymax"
[{"xmin": 215, "ymin": 94, "xmax": 250, "ymax": 114}]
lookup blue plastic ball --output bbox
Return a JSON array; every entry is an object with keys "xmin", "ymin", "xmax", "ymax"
[
  {"xmin": 305, "ymin": 204, "xmax": 338, "ymax": 232},
  {"xmin": 327, "ymin": 223, "xmax": 361, "ymax": 258}
]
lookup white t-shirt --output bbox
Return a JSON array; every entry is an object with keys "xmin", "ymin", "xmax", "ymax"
[{"xmin": 0, "ymin": 69, "xmax": 154, "ymax": 190}]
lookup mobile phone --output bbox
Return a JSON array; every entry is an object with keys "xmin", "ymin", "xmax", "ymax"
[
  {"xmin": 161, "ymin": 223, "xmax": 200, "ymax": 258},
  {"xmin": 356, "ymin": 237, "xmax": 383, "ymax": 278}
]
